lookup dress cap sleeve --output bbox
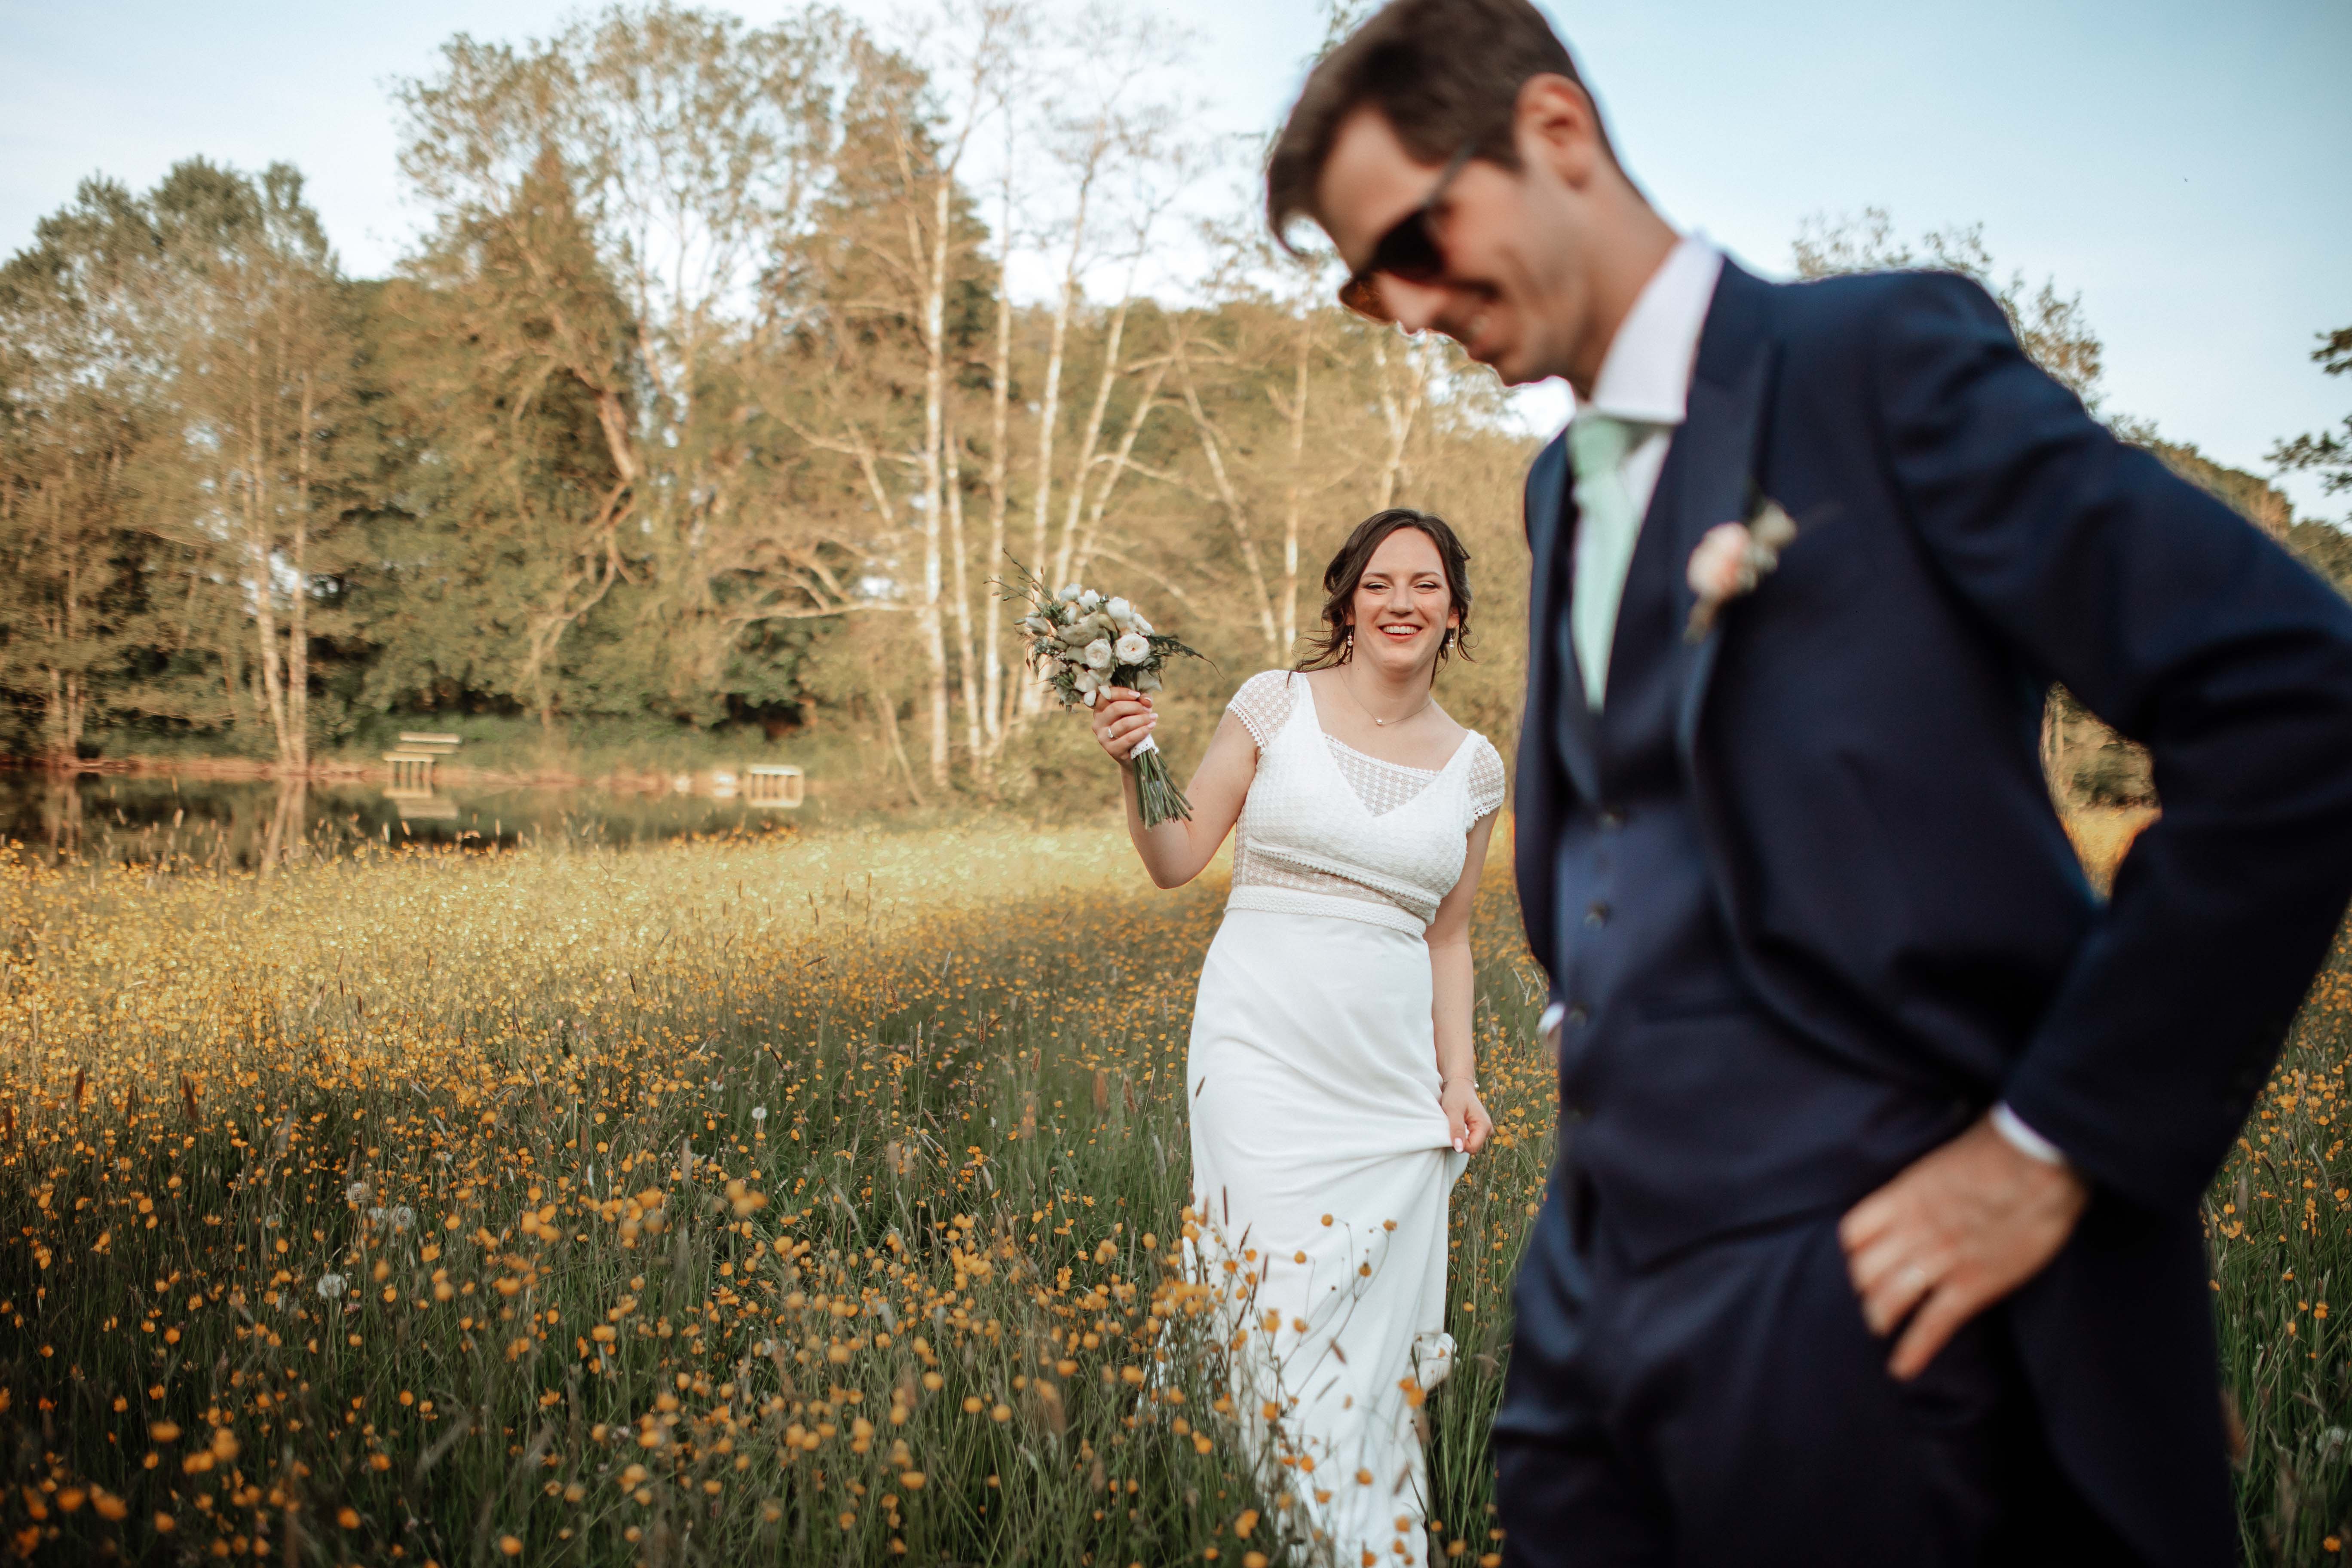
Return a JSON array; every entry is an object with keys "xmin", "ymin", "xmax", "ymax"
[
  {"xmin": 1226, "ymin": 670, "xmax": 1298, "ymax": 750},
  {"xmin": 1465, "ymin": 734, "xmax": 1507, "ymax": 824}
]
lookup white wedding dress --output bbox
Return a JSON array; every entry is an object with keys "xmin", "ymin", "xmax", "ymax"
[{"xmin": 1186, "ymin": 670, "xmax": 1506, "ymax": 1567}]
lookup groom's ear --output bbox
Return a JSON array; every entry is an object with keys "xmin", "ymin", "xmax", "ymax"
[{"xmin": 1513, "ymin": 74, "xmax": 1618, "ymax": 193}]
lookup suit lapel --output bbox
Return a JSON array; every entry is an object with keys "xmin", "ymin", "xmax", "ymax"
[
  {"xmin": 1526, "ymin": 439, "xmax": 1604, "ymax": 805},
  {"xmin": 1671, "ymin": 266, "xmax": 1776, "ymax": 764}
]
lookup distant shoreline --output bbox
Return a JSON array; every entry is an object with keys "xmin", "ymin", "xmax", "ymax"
[{"xmin": 0, "ymin": 755, "xmax": 802, "ymax": 797}]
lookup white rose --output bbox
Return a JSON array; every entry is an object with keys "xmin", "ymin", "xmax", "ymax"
[
  {"xmin": 1078, "ymin": 589, "xmax": 1102, "ymax": 611},
  {"xmin": 1106, "ymin": 597, "xmax": 1133, "ymax": 622},
  {"xmin": 1074, "ymin": 669, "xmax": 1103, "ymax": 695},
  {"xmin": 1114, "ymin": 632, "xmax": 1150, "ymax": 664},
  {"xmin": 1058, "ymin": 583, "xmax": 1084, "ymax": 600},
  {"xmin": 1131, "ymin": 613, "xmax": 1153, "ymax": 635},
  {"xmin": 1083, "ymin": 639, "xmax": 1114, "ymax": 670}
]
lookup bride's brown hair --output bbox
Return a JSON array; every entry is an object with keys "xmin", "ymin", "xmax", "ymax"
[{"xmin": 1296, "ymin": 508, "xmax": 1476, "ymax": 672}]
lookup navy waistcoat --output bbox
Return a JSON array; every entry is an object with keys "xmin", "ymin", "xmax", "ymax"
[{"xmin": 1547, "ymin": 438, "xmax": 1963, "ymax": 1268}]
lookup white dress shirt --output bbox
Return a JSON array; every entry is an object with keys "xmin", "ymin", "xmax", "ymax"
[{"xmin": 1541, "ymin": 235, "xmax": 2069, "ymax": 1171}]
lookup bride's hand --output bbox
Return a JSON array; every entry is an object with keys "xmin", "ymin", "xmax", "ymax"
[
  {"xmin": 1442, "ymin": 1079, "xmax": 1492, "ymax": 1155},
  {"xmin": 1089, "ymin": 687, "xmax": 1155, "ymax": 763}
]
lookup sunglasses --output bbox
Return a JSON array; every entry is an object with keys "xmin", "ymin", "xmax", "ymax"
[{"xmin": 1336, "ymin": 141, "xmax": 1476, "ymax": 322}]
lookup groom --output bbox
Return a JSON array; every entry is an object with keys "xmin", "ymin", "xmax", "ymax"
[{"xmin": 1271, "ymin": 2, "xmax": 2352, "ymax": 1563}]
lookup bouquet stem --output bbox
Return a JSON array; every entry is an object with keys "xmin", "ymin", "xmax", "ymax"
[{"xmin": 1127, "ymin": 735, "xmax": 1192, "ymax": 828}]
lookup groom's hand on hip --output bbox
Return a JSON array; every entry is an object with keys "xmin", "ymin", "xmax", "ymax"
[{"xmin": 1837, "ymin": 1114, "xmax": 2090, "ymax": 1381}]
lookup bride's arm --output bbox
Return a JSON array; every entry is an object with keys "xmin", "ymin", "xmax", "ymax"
[
  {"xmin": 1090, "ymin": 686, "xmax": 1256, "ymax": 889},
  {"xmin": 1428, "ymin": 812, "xmax": 1500, "ymax": 1154}
]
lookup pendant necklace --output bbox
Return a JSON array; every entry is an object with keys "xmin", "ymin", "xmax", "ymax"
[{"xmin": 1342, "ymin": 666, "xmax": 1433, "ymax": 728}]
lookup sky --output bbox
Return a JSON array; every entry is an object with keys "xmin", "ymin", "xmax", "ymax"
[{"xmin": 3, "ymin": 0, "xmax": 2346, "ymax": 516}]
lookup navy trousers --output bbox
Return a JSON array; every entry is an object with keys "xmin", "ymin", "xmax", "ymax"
[{"xmin": 1491, "ymin": 1167, "xmax": 2146, "ymax": 1567}]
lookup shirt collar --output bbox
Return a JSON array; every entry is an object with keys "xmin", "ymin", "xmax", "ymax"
[{"xmin": 1580, "ymin": 236, "xmax": 1724, "ymax": 429}]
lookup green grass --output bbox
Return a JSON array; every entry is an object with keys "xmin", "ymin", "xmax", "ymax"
[{"xmin": 2208, "ymin": 918, "xmax": 2352, "ymax": 1562}]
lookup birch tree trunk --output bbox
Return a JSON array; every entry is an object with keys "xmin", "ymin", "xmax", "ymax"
[
  {"xmin": 943, "ymin": 406, "xmax": 985, "ymax": 771},
  {"xmin": 910, "ymin": 165, "xmax": 955, "ymax": 790},
  {"xmin": 1048, "ymin": 292, "xmax": 1136, "ymax": 594},
  {"xmin": 1022, "ymin": 270, "xmax": 1078, "ymax": 717},
  {"xmin": 1279, "ymin": 327, "xmax": 1310, "ymax": 655},
  {"xmin": 1069, "ymin": 355, "xmax": 1169, "ymax": 586},
  {"xmin": 29, "ymin": 484, "xmax": 88, "ymax": 767},
  {"xmin": 245, "ymin": 331, "xmax": 292, "ymax": 767},
  {"xmin": 1371, "ymin": 332, "xmax": 1429, "ymax": 512},
  {"xmin": 979, "ymin": 171, "xmax": 1014, "ymax": 753},
  {"xmin": 1017, "ymin": 157, "xmax": 1106, "ymax": 720},
  {"xmin": 288, "ymin": 369, "xmax": 313, "ymax": 772},
  {"xmin": 892, "ymin": 11, "xmax": 1003, "ymax": 787},
  {"xmin": 1173, "ymin": 328, "xmax": 1280, "ymax": 655}
]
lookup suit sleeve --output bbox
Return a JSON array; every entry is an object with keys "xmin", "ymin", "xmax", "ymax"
[
  {"xmin": 1516, "ymin": 438, "xmax": 1572, "ymax": 1005},
  {"xmin": 1874, "ymin": 271, "xmax": 2352, "ymax": 1211}
]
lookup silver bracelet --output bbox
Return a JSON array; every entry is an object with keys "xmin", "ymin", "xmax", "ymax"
[{"xmin": 1441, "ymin": 1076, "xmax": 1478, "ymax": 1091}]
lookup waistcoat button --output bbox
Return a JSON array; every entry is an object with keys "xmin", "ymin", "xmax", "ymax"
[{"xmin": 1585, "ymin": 901, "xmax": 1610, "ymax": 928}]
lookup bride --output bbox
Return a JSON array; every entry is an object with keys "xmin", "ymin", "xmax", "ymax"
[{"xmin": 1090, "ymin": 507, "xmax": 1505, "ymax": 1566}]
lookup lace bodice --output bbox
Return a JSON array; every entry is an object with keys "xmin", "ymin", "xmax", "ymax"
[{"xmin": 1225, "ymin": 670, "xmax": 1506, "ymax": 934}]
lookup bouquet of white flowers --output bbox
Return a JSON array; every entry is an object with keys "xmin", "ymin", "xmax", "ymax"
[{"xmin": 1010, "ymin": 570, "xmax": 1206, "ymax": 827}]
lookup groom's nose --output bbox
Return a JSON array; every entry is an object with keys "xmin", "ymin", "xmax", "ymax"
[{"xmin": 1376, "ymin": 275, "xmax": 1449, "ymax": 336}]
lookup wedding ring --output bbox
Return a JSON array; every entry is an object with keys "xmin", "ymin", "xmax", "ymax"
[{"xmin": 1897, "ymin": 1264, "xmax": 1930, "ymax": 1297}]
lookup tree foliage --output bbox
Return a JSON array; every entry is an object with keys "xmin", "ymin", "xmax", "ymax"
[
  {"xmin": 0, "ymin": 2, "xmax": 1532, "ymax": 796},
  {"xmin": 16, "ymin": 16, "xmax": 2313, "ymax": 812},
  {"xmin": 2273, "ymin": 325, "xmax": 2352, "ymax": 511},
  {"xmin": 1792, "ymin": 209, "xmax": 2342, "ymax": 810}
]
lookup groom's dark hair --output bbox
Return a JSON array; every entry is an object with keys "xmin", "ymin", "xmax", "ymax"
[{"xmin": 1266, "ymin": 0, "xmax": 1606, "ymax": 244}]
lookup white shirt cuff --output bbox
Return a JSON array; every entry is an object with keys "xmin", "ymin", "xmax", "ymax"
[
  {"xmin": 1538, "ymin": 1000, "xmax": 1565, "ymax": 1039},
  {"xmin": 1990, "ymin": 1102, "xmax": 2067, "ymax": 1167}
]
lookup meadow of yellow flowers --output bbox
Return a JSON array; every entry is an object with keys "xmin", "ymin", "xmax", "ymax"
[
  {"xmin": 0, "ymin": 813, "xmax": 2342, "ymax": 1564},
  {"xmin": 0, "ymin": 823, "xmax": 1553, "ymax": 1565}
]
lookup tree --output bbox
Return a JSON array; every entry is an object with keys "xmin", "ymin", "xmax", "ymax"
[
  {"xmin": 0, "ymin": 0, "xmax": 1562, "ymax": 789},
  {"xmin": 1793, "ymin": 208, "xmax": 2105, "ymax": 408},
  {"xmin": 0, "ymin": 179, "xmax": 161, "ymax": 765},
  {"xmin": 2273, "ymin": 325, "xmax": 2352, "ymax": 517},
  {"xmin": 0, "ymin": 162, "xmax": 358, "ymax": 769},
  {"xmin": 146, "ymin": 159, "xmax": 355, "ymax": 769},
  {"xmin": 766, "ymin": 7, "xmax": 1011, "ymax": 788},
  {"xmin": 1795, "ymin": 211, "xmax": 2135, "ymax": 805},
  {"xmin": 372, "ymin": 147, "xmax": 643, "ymax": 726},
  {"xmin": 1001, "ymin": 3, "xmax": 1194, "ymax": 730},
  {"xmin": 392, "ymin": 3, "xmax": 860, "ymax": 729}
]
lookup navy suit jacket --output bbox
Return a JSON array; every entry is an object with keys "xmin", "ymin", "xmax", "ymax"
[{"xmin": 1513, "ymin": 259, "xmax": 2352, "ymax": 1561}]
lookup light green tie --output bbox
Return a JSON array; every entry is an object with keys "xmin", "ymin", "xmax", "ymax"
[{"xmin": 1567, "ymin": 413, "xmax": 1644, "ymax": 710}]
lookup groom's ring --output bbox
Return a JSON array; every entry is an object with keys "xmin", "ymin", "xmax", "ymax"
[{"xmin": 1897, "ymin": 1264, "xmax": 1931, "ymax": 1297}]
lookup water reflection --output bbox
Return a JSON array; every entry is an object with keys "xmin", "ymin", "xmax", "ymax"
[
  {"xmin": 263, "ymin": 776, "xmax": 308, "ymax": 871},
  {"xmin": 0, "ymin": 769, "xmax": 802, "ymax": 870}
]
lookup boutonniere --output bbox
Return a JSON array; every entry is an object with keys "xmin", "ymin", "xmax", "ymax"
[{"xmin": 1684, "ymin": 497, "xmax": 1799, "ymax": 643}]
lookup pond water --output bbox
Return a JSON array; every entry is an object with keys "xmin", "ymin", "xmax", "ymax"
[{"xmin": 0, "ymin": 770, "xmax": 807, "ymax": 869}]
